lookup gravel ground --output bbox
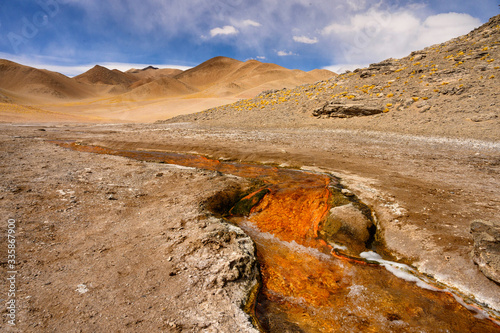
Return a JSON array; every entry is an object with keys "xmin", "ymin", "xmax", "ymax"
[{"xmin": 0, "ymin": 125, "xmax": 260, "ymax": 332}]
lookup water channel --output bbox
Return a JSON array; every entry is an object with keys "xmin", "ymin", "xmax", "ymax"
[{"xmin": 55, "ymin": 141, "xmax": 500, "ymax": 332}]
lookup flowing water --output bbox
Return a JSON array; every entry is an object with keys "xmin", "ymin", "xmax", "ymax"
[{"xmin": 56, "ymin": 141, "xmax": 500, "ymax": 332}]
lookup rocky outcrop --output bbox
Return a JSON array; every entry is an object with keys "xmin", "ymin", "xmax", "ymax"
[
  {"xmin": 356, "ymin": 58, "xmax": 397, "ymax": 77},
  {"xmin": 313, "ymin": 102, "xmax": 383, "ymax": 118},
  {"xmin": 470, "ymin": 220, "xmax": 500, "ymax": 284},
  {"xmin": 326, "ymin": 203, "xmax": 374, "ymax": 243}
]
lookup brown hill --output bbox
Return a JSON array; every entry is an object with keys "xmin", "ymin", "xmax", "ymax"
[
  {"xmin": 174, "ymin": 57, "xmax": 335, "ymax": 97},
  {"xmin": 0, "ymin": 56, "xmax": 334, "ymax": 104},
  {"xmin": 162, "ymin": 15, "xmax": 500, "ymax": 141},
  {"xmin": 126, "ymin": 67, "xmax": 184, "ymax": 80},
  {"xmin": 107, "ymin": 56, "xmax": 334, "ymax": 101},
  {"xmin": 0, "ymin": 56, "xmax": 336, "ymax": 121},
  {"xmin": 0, "ymin": 59, "xmax": 93, "ymax": 101},
  {"xmin": 119, "ymin": 77, "xmax": 198, "ymax": 100},
  {"xmin": 0, "ymin": 89, "xmax": 13, "ymax": 103},
  {"xmin": 174, "ymin": 56, "xmax": 244, "ymax": 89},
  {"xmin": 307, "ymin": 69, "xmax": 337, "ymax": 80},
  {"xmin": 0, "ymin": 102, "xmax": 99, "ymax": 122},
  {"xmin": 74, "ymin": 65, "xmax": 138, "ymax": 86}
]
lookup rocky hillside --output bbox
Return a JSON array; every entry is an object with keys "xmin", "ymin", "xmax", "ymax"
[{"xmin": 163, "ymin": 15, "xmax": 500, "ymax": 141}]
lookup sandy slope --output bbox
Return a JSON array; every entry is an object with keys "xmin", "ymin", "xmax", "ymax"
[
  {"xmin": 174, "ymin": 56, "xmax": 245, "ymax": 89},
  {"xmin": 176, "ymin": 57, "xmax": 336, "ymax": 98},
  {"xmin": 118, "ymin": 77, "xmax": 199, "ymax": 100},
  {"xmin": 0, "ymin": 103, "xmax": 102, "ymax": 123},
  {"xmin": 126, "ymin": 67, "xmax": 184, "ymax": 80},
  {"xmin": 73, "ymin": 65, "xmax": 138, "ymax": 86},
  {"xmin": 0, "ymin": 57, "xmax": 334, "ymax": 123},
  {"xmin": 0, "ymin": 59, "xmax": 94, "ymax": 102}
]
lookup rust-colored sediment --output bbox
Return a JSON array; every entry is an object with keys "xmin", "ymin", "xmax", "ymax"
[{"xmin": 56, "ymin": 141, "xmax": 500, "ymax": 332}]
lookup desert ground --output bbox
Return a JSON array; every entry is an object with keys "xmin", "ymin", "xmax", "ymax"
[
  {"xmin": 1, "ymin": 14, "xmax": 500, "ymax": 333},
  {"xmin": 1, "ymin": 122, "xmax": 499, "ymax": 332}
]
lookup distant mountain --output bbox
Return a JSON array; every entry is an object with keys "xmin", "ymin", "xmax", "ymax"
[
  {"xmin": 120, "ymin": 77, "xmax": 198, "ymax": 101},
  {"xmin": 74, "ymin": 65, "xmax": 138, "ymax": 86},
  {"xmin": 173, "ymin": 56, "xmax": 245, "ymax": 89},
  {"xmin": 126, "ymin": 67, "xmax": 184, "ymax": 80},
  {"xmin": 0, "ymin": 57, "xmax": 335, "ymax": 104},
  {"xmin": 141, "ymin": 66, "xmax": 159, "ymax": 71},
  {"xmin": 172, "ymin": 56, "xmax": 335, "ymax": 97},
  {"xmin": 0, "ymin": 59, "xmax": 93, "ymax": 101}
]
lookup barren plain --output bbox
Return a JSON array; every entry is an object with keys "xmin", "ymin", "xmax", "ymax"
[{"xmin": 1, "ymin": 14, "xmax": 500, "ymax": 333}]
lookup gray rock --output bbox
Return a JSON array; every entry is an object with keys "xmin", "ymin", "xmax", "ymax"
[
  {"xmin": 328, "ymin": 203, "xmax": 373, "ymax": 243},
  {"xmin": 470, "ymin": 113, "xmax": 498, "ymax": 122},
  {"xmin": 313, "ymin": 102, "xmax": 383, "ymax": 118},
  {"xmin": 412, "ymin": 54, "xmax": 426, "ymax": 62},
  {"xmin": 470, "ymin": 220, "xmax": 500, "ymax": 284},
  {"xmin": 368, "ymin": 58, "xmax": 397, "ymax": 73},
  {"xmin": 404, "ymin": 98, "xmax": 415, "ymax": 107},
  {"xmin": 416, "ymin": 101, "xmax": 429, "ymax": 108},
  {"xmin": 341, "ymin": 188, "xmax": 355, "ymax": 197}
]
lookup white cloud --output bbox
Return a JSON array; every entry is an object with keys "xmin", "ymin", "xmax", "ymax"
[
  {"xmin": 417, "ymin": 12, "xmax": 481, "ymax": 47},
  {"xmin": 245, "ymin": 56, "xmax": 266, "ymax": 61},
  {"xmin": 210, "ymin": 25, "xmax": 239, "ymax": 37},
  {"xmin": 347, "ymin": 0, "xmax": 368, "ymax": 11},
  {"xmin": 321, "ymin": 9, "xmax": 482, "ymax": 66},
  {"xmin": 322, "ymin": 9, "xmax": 401, "ymax": 35},
  {"xmin": 2, "ymin": 1, "xmax": 486, "ymax": 74},
  {"xmin": 293, "ymin": 36, "xmax": 319, "ymax": 44},
  {"xmin": 277, "ymin": 50, "xmax": 295, "ymax": 56},
  {"xmin": 241, "ymin": 19, "xmax": 261, "ymax": 27},
  {"xmin": 323, "ymin": 63, "xmax": 368, "ymax": 74}
]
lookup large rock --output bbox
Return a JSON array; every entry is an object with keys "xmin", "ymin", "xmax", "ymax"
[
  {"xmin": 327, "ymin": 203, "xmax": 373, "ymax": 243},
  {"xmin": 364, "ymin": 58, "xmax": 397, "ymax": 74},
  {"xmin": 313, "ymin": 102, "xmax": 383, "ymax": 118},
  {"xmin": 470, "ymin": 220, "xmax": 500, "ymax": 284}
]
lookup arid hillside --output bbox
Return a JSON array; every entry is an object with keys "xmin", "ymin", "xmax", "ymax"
[
  {"xmin": 165, "ymin": 15, "xmax": 500, "ymax": 141},
  {"xmin": 173, "ymin": 56, "xmax": 333, "ymax": 98},
  {"xmin": 0, "ymin": 57, "xmax": 335, "ymax": 123},
  {"xmin": 126, "ymin": 66, "xmax": 184, "ymax": 80},
  {"xmin": 0, "ymin": 59, "xmax": 95, "ymax": 103},
  {"xmin": 74, "ymin": 65, "xmax": 138, "ymax": 86}
]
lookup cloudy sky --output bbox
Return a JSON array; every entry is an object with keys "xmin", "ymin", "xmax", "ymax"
[{"xmin": 0, "ymin": 0, "xmax": 498, "ymax": 76}]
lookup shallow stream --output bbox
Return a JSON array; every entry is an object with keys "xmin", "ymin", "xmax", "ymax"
[{"xmin": 56, "ymin": 141, "xmax": 500, "ymax": 332}]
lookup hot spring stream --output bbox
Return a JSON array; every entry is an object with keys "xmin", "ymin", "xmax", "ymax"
[{"xmin": 56, "ymin": 141, "xmax": 500, "ymax": 332}]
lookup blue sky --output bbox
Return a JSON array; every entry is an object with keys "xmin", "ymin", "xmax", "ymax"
[{"xmin": 0, "ymin": 0, "xmax": 498, "ymax": 76}]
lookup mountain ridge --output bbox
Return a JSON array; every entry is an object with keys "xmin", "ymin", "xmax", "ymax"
[{"xmin": 0, "ymin": 56, "xmax": 335, "ymax": 103}]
